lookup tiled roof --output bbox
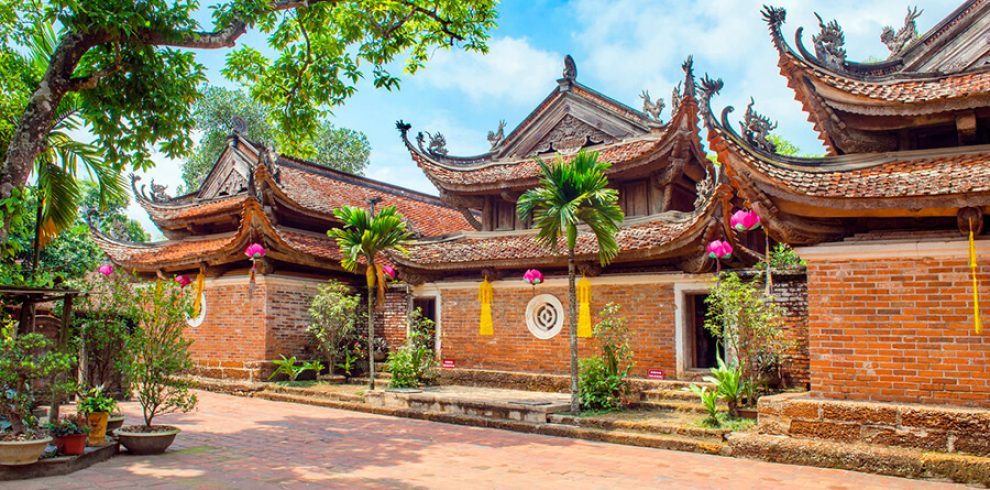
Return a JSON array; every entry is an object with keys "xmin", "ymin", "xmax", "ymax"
[
  {"xmin": 94, "ymin": 233, "xmax": 236, "ymax": 268},
  {"xmin": 272, "ymin": 161, "xmax": 471, "ymax": 236},
  {"xmin": 395, "ymin": 195, "xmax": 721, "ymax": 270},
  {"xmin": 274, "ymin": 227, "xmax": 342, "ymax": 263},
  {"xmin": 411, "ymin": 136, "xmax": 668, "ymax": 190},
  {"xmin": 139, "ymin": 195, "xmax": 250, "ymax": 223},
  {"xmin": 709, "ymin": 119, "xmax": 990, "ymax": 199},
  {"xmin": 791, "ymin": 52, "xmax": 990, "ymax": 106}
]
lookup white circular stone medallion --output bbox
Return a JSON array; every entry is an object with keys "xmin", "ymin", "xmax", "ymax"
[
  {"xmin": 186, "ymin": 294, "xmax": 207, "ymax": 328},
  {"xmin": 525, "ymin": 294, "xmax": 564, "ymax": 339}
]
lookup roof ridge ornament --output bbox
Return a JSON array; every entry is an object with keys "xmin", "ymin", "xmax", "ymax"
[
  {"xmin": 640, "ymin": 90, "xmax": 664, "ymax": 122},
  {"xmin": 812, "ymin": 12, "xmax": 847, "ymax": 69},
  {"xmin": 230, "ymin": 115, "xmax": 247, "ymax": 135},
  {"xmin": 698, "ymin": 74, "xmax": 724, "ymax": 117},
  {"xmin": 740, "ymin": 98, "xmax": 778, "ymax": 154},
  {"xmin": 761, "ymin": 5, "xmax": 788, "ymax": 51},
  {"xmin": 487, "ymin": 120, "xmax": 506, "ymax": 148},
  {"xmin": 416, "ymin": 130, "xmax": 449, "ymax": 157},
  {"xmin": 130, "ymin": 173, "xmax": 172, "ymax": 203},
  {"xmin": 562, "ymin": 54, "xmax": 577, "ymax": 81},
  {"xmin": 881, "ymin": 6, "xmax": 922, "ymax": 56},
  {"xmin": 671, "ymin": 82, "xmax": 682, "ymax": 114}
]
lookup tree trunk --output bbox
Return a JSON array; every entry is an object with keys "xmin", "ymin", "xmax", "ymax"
[
  {"xmin": 568, "ymin": 248, "xmax": 579, "ymax": 413},
  {"xmin": 367, "ymin": 285, "xmax": 376, "ymax": 390},
  {"xmin": 1, "ymin": 30, "xmax": 96, "ymax": 242}
]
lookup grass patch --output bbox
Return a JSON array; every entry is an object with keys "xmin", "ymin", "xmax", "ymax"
[
  {"xmin": 173, "ymin": 445, "xmax": 219, "ymax": 455},
  {"xmin": 696, "ymin": 413, "xmax": 757, "ymax": 431}
]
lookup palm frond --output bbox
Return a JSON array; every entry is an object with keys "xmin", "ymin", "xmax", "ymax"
[
  {"xmin": 514, "ymin": 150, "xmax": 625, "ymax": 263},
  {"xmin": 328, "ymin": 205, "xmax": 413, "ymax": 273},
  {"xmin": 35, "ymin": 163, "xmax": 81, "ymax": 247}
]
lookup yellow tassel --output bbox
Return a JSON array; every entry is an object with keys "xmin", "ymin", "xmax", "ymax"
[
  {"xmin": 192, "ymin": 271, "xmax": 205, "ymax": 317},
  {"xmin": 969, "ymin": 219, "xmax": 982, "ymax": 334},
  {"xmin": 577, "ymin": 276, "xmax": 592, "ymax": 338},
  {"xmin": 479, "ymin": 277, "xmax": 493, "ymax": 336}
]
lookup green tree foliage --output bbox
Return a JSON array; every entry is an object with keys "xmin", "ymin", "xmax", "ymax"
[
  {"xmin": 387, "ymin": 308, "xmax": 438, "ymax": 388},
  {"xmin": 517, "ymin": 150, "xmax": 624, "ymax": 413},
  {"xmin": 704, "ymin": 272, "xmax": 792, "ymax": 394},
  {"xmin": 307, "ymin": 280, "xmax": 363, "ymax": 372},
  {"xmin": 579, "ymin": 303, "xmax": 633, "ymax": 411},
  {"xmin": 122, "ymin": 280, "xmax": 198, "ymax": 427},
  {"xmin": 180, "ymin": 86, "xmax": 371, "ymax": 192},
  {"xmin": 329, "ymin": 205, "xmax": 412, "ymax": 389},
  {"xmin": 1, "ymin": 0, "xmax": 497, "ymax": 242},
  {"xmin": 0, "ymin": 318, "xmax": 75, "ymax": 435}
]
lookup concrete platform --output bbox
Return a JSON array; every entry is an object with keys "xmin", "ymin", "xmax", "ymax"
[
  {"xmin": 366, "ymin": 385, "xmax": 571, "ymax": 423},
  {"xmin": 0, "ymin": 441, "xmax": 119, "ymax": 481}
]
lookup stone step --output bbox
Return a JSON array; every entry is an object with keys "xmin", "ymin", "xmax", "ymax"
[
  {"xmin": 548, "ymin": 413, "xmax": 728, "ymax": 441},
  {"xmin": 728, "ymin": 432, "xmax": 990, "ymax": 487},
  {"xmin": 639, "ymin": 379, "xmax": 714, "ymax": 390},
  {"xmin": 641, "ymin": 387, "xmax": 720, "ymax": 403},
  {"xmin": 239, "ymin": 390, "xmax": 726, "ymax": 456},
  {"xmin": 265, "ymin": 385, "xmax": 365, "ymax": 404},
  {"xmin": 632, "ymin": 399, "xmax": 711, "ymax": 414}
]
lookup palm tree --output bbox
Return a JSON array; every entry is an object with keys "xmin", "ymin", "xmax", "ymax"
[
  {"xmin": 328, "ymin": 205, "xmax": 412, "ymax": 390},
  {"xmin": 517, "ymin": 150, "xmax": 624, "ymax": 412},
  {"xmin": 23, "ymin": 22, "xmax": 125, "ymax": 269}
]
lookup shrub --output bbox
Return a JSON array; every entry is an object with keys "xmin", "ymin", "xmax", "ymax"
[
  {"xmin": 578, "ymin": 303, "xmax": 633, "ymax": 411},
  {"xmin": 688, "ymin": 385, "xmax": 720, "ymax": 426},
  {"xmin": 704, "ymin": 272, "xmax": 792, "ymax": 396},
  {"xmin": 70, "ymin": 268, "xmax": 139, "ymax": 397},
  {"xmin": 755, "ymin": 243, "xmax": 806, "ymax": 270},
  {"xmin": 0, "ymin": 319, "xmax": 75, "ymax": 436},
  {"xmin": 307, "ymin": 280, "xmax": 363, "ymax": 373},
  {"xmin": 121, "ymin": 280, "xmax": 197, "ymax": 427},
  {"xmin": 78, "ymin": 385, "xmax": 118, "ymax": 414},
  {"xmin": 387, "ymin": 308, "xmax": 437, "ymax": 388},
  {"xmin": 703, "ymin": 353, "xmax": 744, "ymax": 418},
  {"xmin": 46, "ymin": 414, "xmax": 90, "ymax": 437},
  {"xmin": 269, "ymin": 355, "xmax": 324, "ymax": 382}
]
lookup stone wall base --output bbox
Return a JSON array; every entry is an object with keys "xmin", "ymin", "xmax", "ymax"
[
  {"xmin": 191, "ymin": 360, "xmax": 274, "ymax": 382},
  {"xmin": 757, "ymin": 392, "xmax": 990, "ymax": 456}
]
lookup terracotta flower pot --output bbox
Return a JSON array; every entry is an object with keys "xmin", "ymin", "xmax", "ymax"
[
  {"xmin": 0, "ymin": 437, "xmax": 53, "ymax": 465},
  {"xmin": 55, "ymin": 433, "xmax": 87, "ymax": 456},
  {"xmin": 115, "ymin": 426, "xmax": 180, "ymax": 455},
  {"xmin": 87, "ymin": 412, "xmax": 109, "ymax": 446}
]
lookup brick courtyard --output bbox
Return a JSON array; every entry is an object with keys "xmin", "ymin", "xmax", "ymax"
[{"xmin": 23, "ymin": 391, "xmax": 968, "ymax": 489}]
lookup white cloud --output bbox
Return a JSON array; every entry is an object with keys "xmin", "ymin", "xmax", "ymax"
[{"xmin": 415, "ymin": 36, "xmax": 561, "ymax": 106}]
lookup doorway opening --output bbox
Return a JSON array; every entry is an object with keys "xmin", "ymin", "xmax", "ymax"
[
  {"xmin": 412, "ymin": 297, "xmax": 438, "ymax": 354},
  {"xmin": 687, "ymin": 293, "xmax": 718, "ymax": 370}
]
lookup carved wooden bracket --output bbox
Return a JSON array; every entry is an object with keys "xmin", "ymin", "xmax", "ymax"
[
  {"xmin": 577, "ymin": 262, "xmax": 603, "ymax": 277},
  {"xmin": 958, "ymin": 207, "xmax": 984, "ymax": 236}
]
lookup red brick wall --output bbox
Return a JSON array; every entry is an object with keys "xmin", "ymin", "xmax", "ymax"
[
  {"xmin": 381, "ymin": 285, "xmax": 411, "ymax": 352},
  {"xmin": 806, "ymin": 255, "xmax": 990, "ymax": 407},
  {"xmin": 437, "ymin": 282, "xmax": 677, "ymax": 378},
  {"xmin": 186, "ymin": 280, "xmax": 269, "ymax": 380},
  {"xmin": 265, "ymin": 281, "xmax": 322, "ymax": 361},
  {"xmin": 769, "ymin": 272, "xmax": 810, "ymax": 387}
]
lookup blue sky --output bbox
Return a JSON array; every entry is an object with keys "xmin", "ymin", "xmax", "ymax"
[{"xmin": 130, "ymin": 0, "xmax": 963, "ymax": 237}]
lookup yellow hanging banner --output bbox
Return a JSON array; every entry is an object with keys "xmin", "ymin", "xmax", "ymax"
[
  {"xmin": 577, "ymin": 276, "xmax": 592, "ymax": 338},
  {"xmin": 192, "ymin": 271, "xmax": 206, "ymax": 317},
  {"xmin": 969, "ymin": 219, "xmax": 983, "ymax": 334},
  {"xmin": 479, "ymin": 277, "xmax": 493, "ymax": 336}
]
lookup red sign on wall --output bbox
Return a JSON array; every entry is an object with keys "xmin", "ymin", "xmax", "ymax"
[
  {"xmin": 647, "ymin": 369, "xmax": 665, "ymax": 380},
  {"xmin": 442, "ymin": 359, "xmax": 456, "ymax": 369}
]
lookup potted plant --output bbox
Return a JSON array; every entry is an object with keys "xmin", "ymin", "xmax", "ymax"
[
  {"xmin": 46, "ymin": 414, "xmax": 90, "ymax": 456},
  {"xmin": 116, "ymin": 280, "xmax": 198, "ymax": 455},
  {"xmin": 0, "ymin": 322, "xmax": 74, "ymax": 465},
  {"xmin": 78, "ymin": 386, "xmax": 117, "ymax": 446},
  {"xmin": 105, "ymin": 410, "xmax": 126, "ymax": 433}
]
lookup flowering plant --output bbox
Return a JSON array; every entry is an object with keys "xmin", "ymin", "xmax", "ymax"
[
  {"xmin": 730, "ymin": 210, "xmax": 761, "ymax": 232},
  {"xmin": 707, "ymin": 240, "xmax": 733, "ymax": 260},
  {"xmin": 523, "ymin": 269, "xmax": 544, "ymax": 285}
]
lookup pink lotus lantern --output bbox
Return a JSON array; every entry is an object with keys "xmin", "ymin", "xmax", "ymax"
[
  {"xmin": 381, "ymin": 265, "xmax": 397, "ymax": 281},
  {"xmin": 175, "ymin": 275, "xmax": 192, "ymax": 287},
  {"xmin": 523, "ymin": 269, "xmax": 544, "ymax": 286},
  {"xmin": 245, "ymin": 243, "xmax": 266, "ymax": 284},
  {"xmin": 244, "ymin": 243, "xmax": 266, "ymax": 259},
  {"xmin": 706, "ymin": 240, "xmax": 733, "ymax": 260},
  {"xmin": 97, "ymin": 264, "xmax": 114, "ymax": 276},
  {"xmin": 730, "ymin": 209, "xmax": 761, "ymax": 232}
]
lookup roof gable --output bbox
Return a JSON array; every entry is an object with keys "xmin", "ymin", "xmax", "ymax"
[
  {"xmin": 492, "ymin": 82, "xmax": 654, "ymax": 159},
  {"xmin": 196, "ymin": 140, "xmax": 256, "ymax": 200},
  {"xmin": 901, "ymin": 0, "xmax": 990, "ymax": 73}
]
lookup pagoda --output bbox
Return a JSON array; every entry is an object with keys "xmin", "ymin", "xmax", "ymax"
[
  {"xmin": 703, "ymin": 3, "xmax": 990, "ymax": 408},
  {"xmin": 92, "ymin": 129, "xmax": 471, "ymax": 380},
  {"xmin": 390, "ymin": 57, "xmax": 790, "ymax": 380}
]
